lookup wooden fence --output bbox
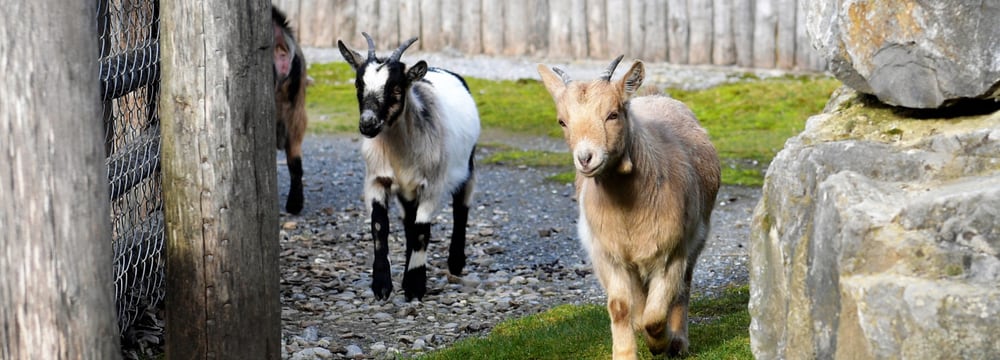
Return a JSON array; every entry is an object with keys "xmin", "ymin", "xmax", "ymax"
[{"xmin": 273, "ymin": 0, "xmax": 827, "ymax": 71}]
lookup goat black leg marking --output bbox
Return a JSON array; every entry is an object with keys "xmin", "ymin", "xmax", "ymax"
[
  {"xmin": 448, "ymin": 150, "xmax": 475, "ymax": 276},
  {"xmin": 286, "ymin": 156, "xmax": 304, "ymax": 214},
  {"xmin": 400, "ymin": 198, "xmax": 429, "ymax": 301},
  {"xmin": 449, "ymin": 183, "xmax": 470, "ymax": 276},
  {"xmin": 370, "ymin": 200, "xmax": 393, "ymax": 300}
]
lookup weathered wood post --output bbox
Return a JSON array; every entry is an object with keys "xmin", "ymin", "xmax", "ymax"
[
  {"xmin": 159, "ymin": 0, "xmax": 280, "ymax": 358},
  {"xmin": 0, "ymin": 1, "xmax": 121, "ymax": 359}
]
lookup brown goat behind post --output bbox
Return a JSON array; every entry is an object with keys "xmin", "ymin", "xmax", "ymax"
[
  {"xmin": 273, "ymin": 6, "xmax": 308, "ymax": 214},
  {"xmin": 538, "ymin": 56, "xmax": 720, "ymax": 359}
]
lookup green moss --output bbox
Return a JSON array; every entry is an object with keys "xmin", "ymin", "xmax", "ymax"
[
  {"xmin": 945, "ymin": 264, "xmax": 964, "ymax": 277},
  {"xmin": 669, "ymin": 76, "xmax": 841, "ymax": 162},
  {"xmin": 805, "ymin": 93, "xmax": 1000, "ymax": 145}
]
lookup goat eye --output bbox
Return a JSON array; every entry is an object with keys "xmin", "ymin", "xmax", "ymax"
[
  {"xmin": 606, "ymin": 111, "xmax": 619, "ymax": 121},
  {"xmin": 558, "ymin": 119, "xmax": 566, "ymax": 127}
]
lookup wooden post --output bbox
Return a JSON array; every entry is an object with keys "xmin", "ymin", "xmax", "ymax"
[
  {"xmin": 159, "ymin": 0, "xmax": 280, "ymax": 358},
  {"xmin": 712, "ymin": 0, "xmax": 736, "ymax": 65},
  {"xmin": 688, "ymin": 0, "xmax": 714, "ymax": 64},
  {"xmin": 734, "ymin": 0, "xmax": 755, "ymax": 67},
  {"xmin": 0, "ymin": 1, "xmax": 121, "ymax": 359},
  {"xmin": 667, "ymin": 0, "xmax": 689, "ymax": 64},
  {"xmin": 482, "ymin": 1, "xmax": 504, "ymax": 55},
  {"xmin": 753, "ymin": 0, "xmax": 778, "ymax": 68}
]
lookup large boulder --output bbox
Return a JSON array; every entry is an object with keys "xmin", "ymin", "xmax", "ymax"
[
  {"xmin": 749, "ymin": 89, "xmax": 1000, "ymax": 359},
  {"xmin": 807, "ymin": 0, "xmax": 1000, "ymax": 108}
]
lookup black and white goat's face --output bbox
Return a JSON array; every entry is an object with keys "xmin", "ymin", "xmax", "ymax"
[{"xmin": 338, "ymin": 34, "xmax": 426, "ymax": 138}]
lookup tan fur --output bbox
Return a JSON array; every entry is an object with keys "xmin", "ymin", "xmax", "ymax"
[{"xmin": 538, "ymin": 59, "xmax": 720, "ymax": 359}]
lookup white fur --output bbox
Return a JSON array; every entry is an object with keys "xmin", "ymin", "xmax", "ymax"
[{"xmin": 362, "ymin": 65, "xmax": 390, "ymax": 98}]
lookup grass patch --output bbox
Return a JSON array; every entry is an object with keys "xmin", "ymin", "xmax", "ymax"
[
  {"xmin": 419, "ymin": 286, "xmax": 751, "ymax": 360},
  {"xmin": 305, "ymin": 63, "xmax": 559, "ymax": 137},
  {"xmin": 669, "ymin": 76, "xmax": 841, "ymax": 162},
  {"xmin": 305, "ymin": 62, "xmax": 839, "ymax": 186}
]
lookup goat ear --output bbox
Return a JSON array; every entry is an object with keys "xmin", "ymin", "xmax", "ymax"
[
  {"xmin": 337, "ymin": 40, "xmax": 364, "ymax": 71},
  {"xmin": 621, "ymin": 61, "xmax": 645, "ymax": 96},
  {"xmin": 536, "ymin": 64, "xmax": 565, "ymax": 98},
  {"xmin": 407, "ymin": 61, "xmax": 428, "ymax": 82}
]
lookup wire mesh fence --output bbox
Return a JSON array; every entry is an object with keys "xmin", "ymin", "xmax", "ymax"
[{"xmin": 96, "ymin": 0, "xmax": 165, "ymax": 346}]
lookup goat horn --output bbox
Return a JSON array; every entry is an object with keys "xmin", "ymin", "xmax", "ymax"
[
  {"xmin": 552, "ymin": 67, "xmax": 572, "ymax": 84},
  {"xmin": 600, "ymin": 55, "xmax": 625, "ymax": 81},
  {"xmin": 361, "ymin": 32, "xmax": 376, "ymax": 60},
  {"xmin": 389, "ymin": 37, "xmax": 419, "ymax": 62}
]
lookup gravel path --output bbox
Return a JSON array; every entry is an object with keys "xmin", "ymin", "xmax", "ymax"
[{"xmin": 279, "ymin": 51, "xmax": 761, "ymax": 359}]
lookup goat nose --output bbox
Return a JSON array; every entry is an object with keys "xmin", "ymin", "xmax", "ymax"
[{"xmin": 577, "ymin": 152, "xmax": 593, "ymax": 167}]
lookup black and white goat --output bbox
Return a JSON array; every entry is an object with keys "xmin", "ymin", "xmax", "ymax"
[
  {"xmin": 272, "ymin": 6, "xmax": 309, "ymax": 214},
  {"xmin": 338, "ymin": 33, "xmax": 480, "ymax": 301}
]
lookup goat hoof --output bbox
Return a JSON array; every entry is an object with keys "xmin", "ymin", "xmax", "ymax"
[
  {"xmin": 402, "ymin": 270, "xmax": 427, "ymax": 301},
  {"xmin": 664, "ymin": 336, "xmax": 689, "ymax": 357},
  {"xmin": 371, "ymin": 274, "xmax": 393, "ymax": 300},
  {"xmin": 447, "ymin": 255, "xmax": 466, "ymax": 276},
  {"xmin": 285, "ymin": 192, "xmax": 304, "ymax": 215}
]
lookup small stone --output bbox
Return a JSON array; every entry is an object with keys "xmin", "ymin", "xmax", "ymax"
[
  {"xmin": 283, "ymin": 221, "xmax": 298, "ymax": 230},
  {"xmin": 290, "ymin": 347, "xmax": 333, "ymax": 360},
  {"xmin": 411, "ymin": 338, "xmax": 426, "ymax": 350},
  {"xmin": 344, "ymin": 344, "xmax": 363, "ymax": 358},
  {"xmin": 538, "ymin": 228, "xmax": 552, "ymax": 237},
  {"xmin": 301, "ymin": 326, "xmax": 319, "ymax": 342},
  {"xmin": 478, "ymin": 228, "xmax": 495, "ymax": 236}
]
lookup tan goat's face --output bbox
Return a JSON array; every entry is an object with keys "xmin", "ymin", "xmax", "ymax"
[{"xmin": 537, "ymin": 58, "xmax": 645, "ymax": 177}]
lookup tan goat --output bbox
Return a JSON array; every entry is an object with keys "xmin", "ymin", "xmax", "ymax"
[{"xmin": 537, "ymin": 56, "xmax": 720, "ymax": 359}]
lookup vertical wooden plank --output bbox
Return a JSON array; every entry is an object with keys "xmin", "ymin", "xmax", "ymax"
[
  {"xmin": 753, "ymin": 0, "xmax": 777, "ymax": 68},
  {"xmin": 712, "ymin": 0, "xmax": 736, "ymax": 65},
  {"xmin": 570, "ymin": 0, "xmax": 589, "ymax": 58},
  {"xmin": 332, "ymin": 0, "xmax": 357, "ymax": 46},
  {"xmin": 1, "ymin": 1, "xmax": 120, "ymax": 358},
  {"xmin": 587, "ymin": 0, "xmax": 607, "ymax": 58},
  {"xmin": 441, "ymin": 0, "xmax": 461, "ymax": 49},
  {"xmin": 504, "ymin": 0, "xmax": 530, "ymax": 56},
  {"xmin": 273, "ymin": 0, "xmax": 300, "ymax": 26},
  {"xmin": 528, "ymin": 0, "xmax": 550, "ymax": 56},
  {"xmin": 794, "ymin": 0, "xmax": 820, "ymax": 70},
  {"xmin": 399, "ymin": 0, "xmax": 421, "ymax": 48},
  {"xmin": 733, "ymin": 0, "xmax": 754, "ymax": 67},
  {"xmin": 356, "ymin": 1, "xmax": 379, "ymax": 44},
  {"xmin": 549, "ymin": 0, "xmax": 572, "ymax": 58},
  {"xmin": 161, "ymin": 0, "xmax": 280, "ymax": 358},
  {"xmin": 605, "ymin": 0, "xmax": 629, "ymax": 57},
  {"xmin": 688, "ymin": 0, "xmax": 713, "ymax": 64},
  {"xmin": 460, "ymin": 0, "xmax": 482, "ymax": 53},
  {"xmin": 666, "ymin": 0, "xmax": 689, "ymax": 64},
  {"xmin": 628, "ymin": 0, "xmax": 645, "ymax": 58},
  {"xmin": 642, "ymin": 0, "xmax": 667, "ymax": 61},
  {"xmin": 481, "ymin": 0, "xmax": 504, "ymax": 55},
  {"xmin": 776, "ymin": 0, "xmax": 796, "ymax": 69},
  {"xmin": 378, "ymin": 0, "xmax": 400, "ymax": 49},
  {"xmin": 420, "ymin": 0, "xmax": 442, "ymax": 50},
  {"xmin": 300, "ymin": 0, "xmax": 336, "ymax": 47}
]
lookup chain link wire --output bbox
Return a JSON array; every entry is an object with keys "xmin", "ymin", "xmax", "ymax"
[{"xmin": 96, "ymin": 0, "xmax": 164, "ymax": 342}]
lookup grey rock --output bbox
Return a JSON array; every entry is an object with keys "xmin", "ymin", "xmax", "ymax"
[
  {"xmin": 749, "ymin": 99, "xmax": 1000, "ymax": 358},
  {"xmin": 344, "ymin": 345, "xmax": 364, "ymax": 358},
  {"xmin": 807, "ymin": 0, "xmax": 1000, "ymax": 108},
  {"xmin": 290, "ymin": 347, "xmax": 333, "ymax": 360}
]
